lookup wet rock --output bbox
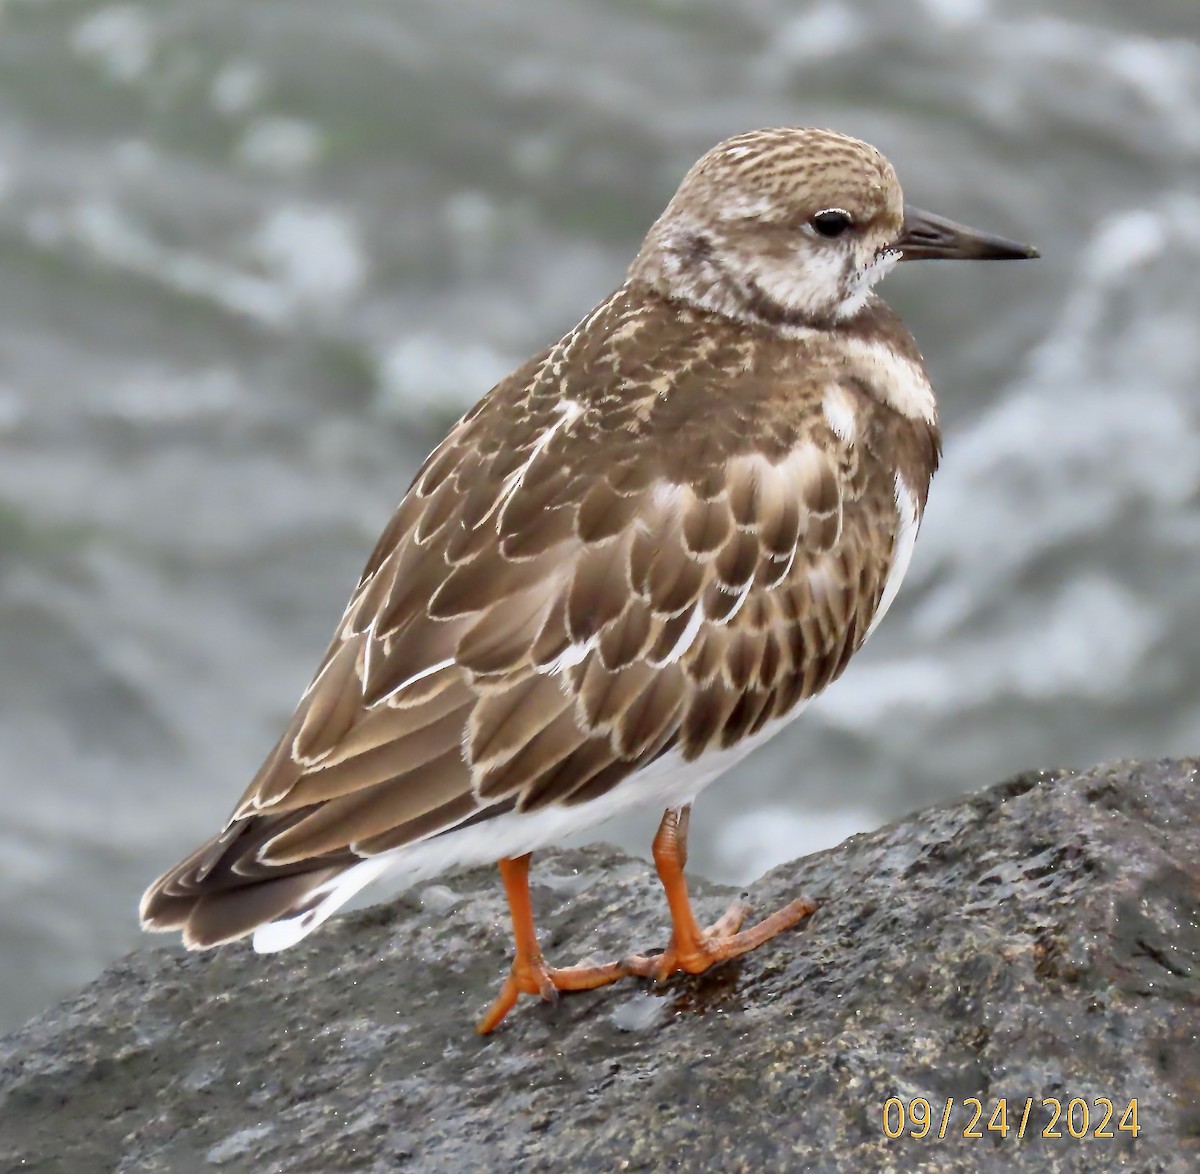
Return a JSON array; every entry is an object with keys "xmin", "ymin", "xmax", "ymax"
[{"xmin": 1, "ymin": 759, "xmax": 1198, "ymax": 1172}]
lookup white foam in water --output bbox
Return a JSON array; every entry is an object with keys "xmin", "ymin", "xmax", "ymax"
[
  {"xmin": 251, "ymin": 205, "xmax": 366, "ymax": 310},
  {"xmin": 209, "ymin": 60, "xmax": 268, "ymax": 118},
  {"xmin": 71, "ymin": 5, "xmax": 155, "ymax": 85},
  {"xmin": 378, "ymin": 333, "xmax": 513, "ymax": 419},
  {"xmin": 53, "ymin": 197, "xmax": 291, "ymax": 326},
  {"xmin": 236, "ymin": 117, "xmax": 322, "ymax": 174},
  {"xmin": 918, "ymin": 0, "xmax": 989, "ymax": 28}
]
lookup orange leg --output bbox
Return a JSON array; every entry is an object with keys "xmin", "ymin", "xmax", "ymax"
[
  {"xmin": 622, "ymin": 806, "xmax": 815, "ymax": 982},
  {"xmin": 476, "ymin": 853, "xmax": 628, "ymax": 1034}
]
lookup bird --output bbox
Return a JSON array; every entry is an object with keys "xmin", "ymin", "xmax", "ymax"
[{"xmin": 140, "ymin": 127, "xmax": 1037, "ymax": 1033}]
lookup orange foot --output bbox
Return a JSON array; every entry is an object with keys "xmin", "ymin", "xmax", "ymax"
[
  {"xmin": 622, "ymin": 806, "xmax": 816, "ymax": 983},
  {"xmin": 477, "ymin": 952, "xmax": 627, "ymax": 1034},
  {"xmin": 476, "ymin": 854, "xmax": 627, "ymax": 1034}
]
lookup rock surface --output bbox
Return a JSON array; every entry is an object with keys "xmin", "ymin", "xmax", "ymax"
[{"xmin": 2, "ymin": 758, "xmax": 1198, "ymax": 1173}]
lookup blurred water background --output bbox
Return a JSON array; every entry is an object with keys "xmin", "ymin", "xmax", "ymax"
[{"xmin": 1, "ymin": 0, "xmax": 1197, "ymax": 1032}]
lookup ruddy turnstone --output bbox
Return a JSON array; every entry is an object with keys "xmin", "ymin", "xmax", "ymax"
[{"xmin": 141, "ymin": 128, "xmax": 1037, "ymax": 1032}]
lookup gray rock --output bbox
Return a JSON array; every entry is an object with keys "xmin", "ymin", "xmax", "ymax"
[{"xmin": 2, "ymin": 758, "xmax": 1198, "ymax": 1173}]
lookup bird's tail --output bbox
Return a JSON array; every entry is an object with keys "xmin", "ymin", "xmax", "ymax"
[{"xmin": 139, "ymin": 818, "xmax": 389, "ymax": 952}]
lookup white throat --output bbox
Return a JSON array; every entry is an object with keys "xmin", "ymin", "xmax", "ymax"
[{"xmin": 835, "ymin": 249, "xmax": 900, "ymax": 319}]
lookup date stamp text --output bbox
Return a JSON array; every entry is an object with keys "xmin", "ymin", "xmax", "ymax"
[{"xmin": 882, "ymin": 1097, "xmax": 1140, "ymax": 1141}]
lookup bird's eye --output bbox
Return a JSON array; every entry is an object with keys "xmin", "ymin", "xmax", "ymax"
[{"xmin": 810, "ymin": 209, "xmax": 853, "ymax": 238}]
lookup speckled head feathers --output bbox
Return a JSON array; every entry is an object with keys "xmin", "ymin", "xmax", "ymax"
[
  {"xmin": 677, "ymin": 128, "xmax": 902, "ymax": 229},
  {"xmin": 629, "ymin": 127, "xmax": 908, "ymax": 327}
]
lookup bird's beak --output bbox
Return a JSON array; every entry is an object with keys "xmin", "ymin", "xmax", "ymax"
[{"xmin": 896, "ymin": 204, "xmax": 1039, "ymax": 261}]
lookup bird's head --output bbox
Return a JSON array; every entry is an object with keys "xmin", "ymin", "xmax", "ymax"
[{"xmin": 629, "ymin": 127, "xmax": 1037, "ymax": 329}]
